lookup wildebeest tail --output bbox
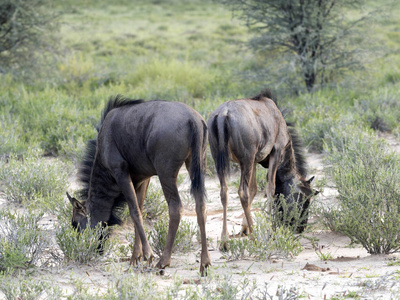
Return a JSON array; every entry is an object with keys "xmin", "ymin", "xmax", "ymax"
[
  {"xmin": 189, "ymin": 119, "xmax": 207, "ymax": 199},
  {"xmin": 210, "ymin": 114, "xmax": 230, "ymax": 179}
]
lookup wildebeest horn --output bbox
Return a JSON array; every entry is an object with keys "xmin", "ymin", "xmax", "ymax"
[
  {"xmin": 307, "ymin": 176, "xmax": 315, "ymax": 184},
  {"xmin": 66, "ymin": 192, "xmax": 75, "ymax": 204},
  {"xmin": 66, "ymin": 192, "xmax": 84, "ymax": 210}
]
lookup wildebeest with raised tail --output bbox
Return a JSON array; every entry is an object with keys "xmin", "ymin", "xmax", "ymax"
[
  {"xmin": 67, "ymin": 95, "xmax": 211, "ymax": 275},
  {"xmin": 208, "ymin": 89, "xmax": 317, "ymax": 249}
]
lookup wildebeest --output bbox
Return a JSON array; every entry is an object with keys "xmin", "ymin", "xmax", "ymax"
[
  {"xmin": 67, "ymin": 95, "xmax": 211, "ymax": 275},
  {"xmin": 208, "ymin": 89, "xmax": 317, "ymax": 249}
]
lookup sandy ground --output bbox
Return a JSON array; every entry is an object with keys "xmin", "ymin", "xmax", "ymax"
[{"xmin": 2, "ymin": 149, "xmax": 400, "ymax": 299}]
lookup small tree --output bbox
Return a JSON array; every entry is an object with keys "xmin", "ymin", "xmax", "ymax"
[
  {"xmin": 218, "ymin": 0, "xmax": 372, "ymax": 92},
  {"xmin": 0, "ymin": 0, "xmax": 60, "ymax": 77}
]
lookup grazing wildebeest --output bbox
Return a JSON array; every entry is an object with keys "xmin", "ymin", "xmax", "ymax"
[
  {"xmin": 67, "ymin": 95, "xmax": 211, "ymax": 275},
  {"xmin": 208, "ymin": 89, "xmax": 317, "ymax": 249}
]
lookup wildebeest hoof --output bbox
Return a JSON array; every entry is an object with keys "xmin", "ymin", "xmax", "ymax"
[
  {"xmin": 219, "ymin": 241, "xmax": 229, "ymax": 252},
  {"xmin": 200, "ymin": 262, "xmax": 211, "ymax": 277},
  {"xmin": 156, "ymin": 269, "xmax": 165, "ymax": 276}
]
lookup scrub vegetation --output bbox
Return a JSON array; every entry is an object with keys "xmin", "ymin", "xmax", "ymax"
[{"xmin": 1, "ymin": 0, "xmax": 400, "ymax": 298}]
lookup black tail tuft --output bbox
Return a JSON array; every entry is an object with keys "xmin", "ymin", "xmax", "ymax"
[
  {"xmin": 189, "ymin": 120, "xmax": 207, "ymax": 200},
  {"xmin": 211, "ymin": 115, "xmax": 230, "ymax": 179}
]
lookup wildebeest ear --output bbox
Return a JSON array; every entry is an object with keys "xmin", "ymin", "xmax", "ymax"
[
  {"xmin": 307, "ymin": 176, "xmax": 315, "ymax": 184},
  {"xmin": 66, "ymin": 192, "xmax": 85, "ymax": 210},
  {"xmin": 299, "ymin": 185, "xmax": 313, "ymax": 196}
]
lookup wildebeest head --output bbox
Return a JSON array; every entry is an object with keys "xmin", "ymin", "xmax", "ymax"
[
  {"xmin": 66, "ymin": 192, "xmax": 89, "ymax": 231},
  {"xmin": 275, "ymin": 176, "xmax": 319, "ymax": 233},
  {"xmin": 291, "ymin": 176, "xmax": 318, "ymax": 204}
]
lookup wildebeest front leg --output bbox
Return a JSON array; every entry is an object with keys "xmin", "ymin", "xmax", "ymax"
[
  {"xmin": 266, "ymin": 148, "xmax": 281, "ymax": 213},
  {"xmin": 156, "ymin": 177, "xmax": 182, "ymax": 271},
  {"xmin": 130, "ymin": 179, "xmax": 150, "ymax": 267},
  {"xmin": 113, "ymin": 167, "xmax": 154, "ymax": 265}
]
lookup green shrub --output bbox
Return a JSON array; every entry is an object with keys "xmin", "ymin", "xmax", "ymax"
[
  {"xmin": 102, "ymin": 270, "xmax": 158, "ymax": 300},
  {"xmin": 271, "ymin": 193, "xmax": 312, "ymax": 234},
  {"xmin": 143, "ymin": 182, "xmax": 168, "ymax": 220},
  {"xmin": 149, "ymin": 217, "xmax": 197, "ymax": 256},
  {"xmin": 1, "ymin": 87, "xmax": 98, "ymax": 157},
  {"xmin": 322, "ymin": 132, "xmax": 400, "ymax": 254},
  {"xmin": 181, "ymin": 271, "xmax": 298, "ymax": 299},
  {"xmin": 315, "ymin": 249, "xmax": 333, "ymax": 261},
  {"xmin": 0, "ymin": 115, "xmax": 30, "ymax": 156},
  {"xmin": 55, "ymin": 214, "xmax": 113, "ymax": 264},
  {"xmin": 251, "ymin": 212, "xmax": 302, "ymax": 260},
  {"xmin": 0, "ymin": 210, "xmax": 47, "ymax": 272},
  {"xmin": 222, "ymin": 211, "xmax": 302, "ymax": 261},
  {"xmin": 0, "ymin": 0, "xmax": 61, "ymax": 79},
  {"xmin": 0, "ymin": 150, "xmax": 71, "ymax": 212},
  {"xmin": 354, "ymin": 88, "xmax": 400, "ymax": 133},
  {"xmin": 123, "ymin": 59, "xmax": 216, "ymax": 100},
  {"xmin": 256, "ymin": 165, "xmax": 268, "ymax": 192},
  {"xmin": 0, "ymin": 276, "xmax": 63, "ymax": 300}
]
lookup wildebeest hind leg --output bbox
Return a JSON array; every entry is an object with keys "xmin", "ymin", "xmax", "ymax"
[
  {"xmin": 238, "ymin": 161, "xmax": 255, "ymax": 236},
  {"xmin": 218, "ymin": 171, "xmax": 230, "ymax": 251},
  {"xmin": 156, "ymin": 176, "xmax": 182, "ymax": 271},
  {"xmin": 194, "ymin": 184, "xmax": 211, "ymax": 276},
  {"xmin": 240, "ymin": 163, "xmax": 257, "ymax": 236},
  {"xmin": 130, "ymin": 179, "xmax": 150, "ymax": 267}
]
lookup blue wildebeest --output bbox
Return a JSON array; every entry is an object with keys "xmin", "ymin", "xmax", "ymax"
[{"xmin": 67, "ymin": 95, "xmax": 211, "ymax": 275}]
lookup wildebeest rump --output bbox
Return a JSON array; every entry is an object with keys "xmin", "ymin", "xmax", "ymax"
[
  {"xmin": 208, "ymin": 89, "xmax": 317, "ymax": 249},
  {"xmin": 67, "ymin": 95, "xmax": 211, "ymax": 275}
]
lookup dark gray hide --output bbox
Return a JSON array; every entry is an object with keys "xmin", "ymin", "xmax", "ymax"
[
  {"xmin": 68, "ymin": 96, "xmax": 211, "ymax": 275},
  {"xmin": 208, "ymin": 90, "xmax": 316, "ymax": 249}
]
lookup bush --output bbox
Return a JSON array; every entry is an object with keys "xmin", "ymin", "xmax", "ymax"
[
  {"xmin": 272, "ymin": 187, "xmax": 317, "ymax": 234},
  {"xmin": 354, "ymin": 88, "xmax": 400, "ymax": 133},
  {"xmin": 222, "ymin": 211, "xmax": 302, "ymax": 261},
  {"xmin": 256, "ymin": 165, "xmax": 268, "ymax": 192},
  {"xmin": 0, "ymin": 150, "xmax": 71, "ymax": 212},
  {"xmin": 1, "ymin": 87, "xmax": 99, "ymax": 157},
  {"xmin": 103, "ymin": 270, "xmax": 159, "ymax": 300},
  {"xmin": 321, "ymin": 132, "xmax": 400, "ymax": 254},
  {"xmin": 0, "ymin": 114, "xmax": 28, "ymax": 156},
  {"xmin": 55, "ymin": 214, "xmax": 113, "ymax": 264},
  {"xmin": 149, "ymin": 217, "xmax": 197, "ymax": 256},
  {"xmin": 0, "ymin": 276, "xmax": 63, "ymax": 300},
  {"xmin": 0, "ymin": 0, "xmax": 61, "ymax": 78},
  {"xmin": 123, "ymin": 59, "xmax": 216, "ymax": 100},
  {"xmin": 0, "ymin": 210, "xmax": 47, "ymax": 272},
  {"xmin": 143, "ymin": 182, "xmax": 168, "ymax": 220}
]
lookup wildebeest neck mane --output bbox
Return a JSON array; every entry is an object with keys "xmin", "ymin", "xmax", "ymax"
[
  {"xmin": 97, "ymin": 95, "xmax": 145, "ymax": 131},
  {"xmin": 280, "ymin": 123, "xmax": 308, "ymax": 178},
  {"xmin": 77, "ymin": 95, "xmax": 145, "ymax": 226},
  {"xmin": 250, "ymin": 88, "xmax": 274, "ymax": 101}
]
